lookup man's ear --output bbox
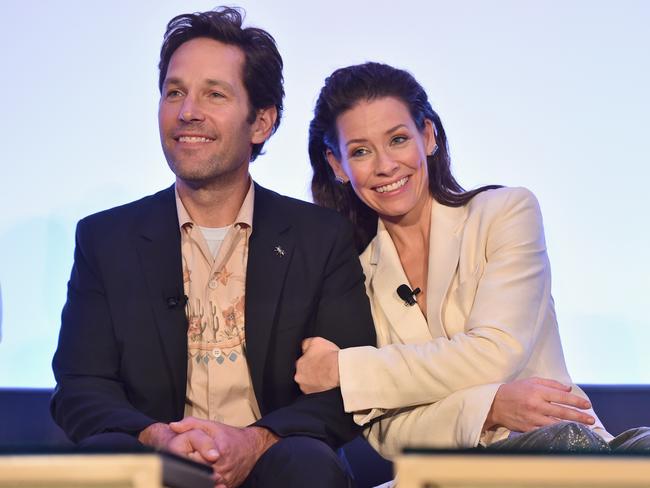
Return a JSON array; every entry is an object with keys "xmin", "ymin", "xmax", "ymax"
[
  {"xmin": 325, "ymin": 150, "xmax": 349, "ymax": 183},
  {"xmin": 251, "ymin": 106, "xmax": 278, "ymax": 144}
]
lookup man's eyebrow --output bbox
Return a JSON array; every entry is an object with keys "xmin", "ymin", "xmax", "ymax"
[
  {"xmin": 162, "ymin": 76, "xmax": 183, "ymax": 87},
  {"xmin": 162, "ymin": 77, "xmax": 234, "ymax": 92},
  {"xmin": 205, "ymin": 78, "xmax": 234, "ymax": 91}
]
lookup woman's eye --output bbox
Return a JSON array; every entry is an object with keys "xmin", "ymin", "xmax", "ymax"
[
  {"xmin": 391, "ymin": 135, "xmax": 408, "ymax": 145},
  {"xmin": 350, "ymin": 147, "xmax": 369, "ymax": 158}
]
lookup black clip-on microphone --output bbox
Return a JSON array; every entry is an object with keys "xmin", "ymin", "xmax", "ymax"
[
  {"xmin": 396, "ymin": 284, "xmax": 421, "ymax": 306},
  {"xmin": 166, "ymin": 294, "xmax": 188, "ymax": 309}
]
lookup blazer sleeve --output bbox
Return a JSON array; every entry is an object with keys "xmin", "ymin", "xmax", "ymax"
[
  {"xmin": 365, "ymin": 383, "xmax": 501, "ymax": 458},
  {"xmin": 50, "ymin": 219, "xmax": 156, "ymax": 442},
  {"xmin": 253, "ymin": 218, "xmax": 376, "ymax": 447},
  {"xmin": 339, "ymin": 188, "xmax": 552, "ymax": 412}
]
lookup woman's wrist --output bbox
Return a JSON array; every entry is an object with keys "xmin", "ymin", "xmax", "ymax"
[{"xmin": 482, "ymin": 385, "xmax": 504, "ymax": 432}]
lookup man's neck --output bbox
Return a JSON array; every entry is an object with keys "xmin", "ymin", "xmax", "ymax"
[{"xmin": 176, "ymin": 174, "xmax": 251, "ymax": 228}]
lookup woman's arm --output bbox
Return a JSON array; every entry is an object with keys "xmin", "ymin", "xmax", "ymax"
[
  {"xmin": 362, "ymin": 378, "xmax": 595, "ymax": 458},
  {"xmin": 340, "ymin": 188, "xmax": 555, "ymax": 410},
  {"xmin": 296, "ymin": 337, "xmax": 595, "ymax": 431},
  {"xmin": 364, "ymin": 383, "xmax": 500, "ymax": 458},
  {"xmin": 297, "ymin": 189, "xmax": 579, "ymax": 414}
]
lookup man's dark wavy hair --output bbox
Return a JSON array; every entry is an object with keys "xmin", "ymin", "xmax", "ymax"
[
  {"xmin": 309, "ymin": 62, "xmax": 500, "ymax": 252},
  {"xmin": 159, "ymin": 7, "xmax": 284, "ymax": 161}
]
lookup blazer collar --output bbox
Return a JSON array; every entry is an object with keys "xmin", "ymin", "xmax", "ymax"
[
  {"xmin": 245, "ymin": 183, "xmax": 294, "ymax": 412},
  {"xmin": 366, "ymin": 199, "xmax": 467, "ymax": 340},
  {"xmin": 426, "ymin": 199, "xmax": 468, "ymax": 338},
  {"xmin": 368, "ymin": 223, "xmax": 431, "ymax": 343},
  {"xmin": 136, "ymin": 185, "xmax": 187, "ymax": 418}
]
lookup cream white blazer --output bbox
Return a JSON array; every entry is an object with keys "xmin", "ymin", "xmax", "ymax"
[{"xmin": 338, "ymin": 187, "xmax": 609, "ymax": 459}]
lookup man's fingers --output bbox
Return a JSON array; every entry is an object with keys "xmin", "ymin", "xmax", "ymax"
[
  {"xmin": 187, "ymin": 430, "xmax": 220, "ymax": 462},
  {"xmin": 213, "ymin": 465, "xmax": 233, "ymax": 488},
  {"xmin": 213, "ymin": 467, "xmax": 227, "ymax": 488},
  {"xmin": 169, "ymin": 416, "xmax": 202, "ymax": 433},
  {"xmin": 170, "ymin": 416, "xmax": 219, "ymax": 437},
  {"xmin": 188, "ymin": 450, "xmax": 211, "ymax": 464},
  {"xmin": 169, "ymin": 422, "xmax": 193, "ymax": 434},
  {"xmin": 169, "ymin": 429, "xmax": 219, "ymax": 463}
]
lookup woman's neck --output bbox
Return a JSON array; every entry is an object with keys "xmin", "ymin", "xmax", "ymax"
[
  {"xmin": 380, "ymin": 193, "xmax": 433, "ymax": 318},
  {"xmin": 381, "ymin": 192, "xmax": 433, "ymax": 252}
]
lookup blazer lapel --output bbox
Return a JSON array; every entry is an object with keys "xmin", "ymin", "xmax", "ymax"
[
  {"xmin": 426, "ymin": 200, "xmax": 467, "ymax": 339},
  {"xmin": 367, "ymin": 221, "xmax": 432, "ymax": 344},
  {"xmin": 245, "ymin": 185, "xmax": 293, "ymax": 412},
  {"xmin": 135, "ymin": 186, "xmax": 187, "ymax": 417}
]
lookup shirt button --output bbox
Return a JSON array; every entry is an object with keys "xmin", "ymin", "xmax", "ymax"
[{"xmin": 208, "ymin": 280, "xmax": 218, "ymax": 289}]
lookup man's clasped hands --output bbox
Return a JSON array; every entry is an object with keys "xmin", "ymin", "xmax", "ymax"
[{"xmin": 138, "ymin": 417, "xmax": 278, "ymax": 488}]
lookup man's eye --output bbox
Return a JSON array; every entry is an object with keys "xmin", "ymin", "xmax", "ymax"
[
  {"xmin": 166, "ymin": 90, "xmax": 183, "ymax": 99},
  {"xmin": 209, "ymin": 91, "xmax": 225, "ymax": 99}
]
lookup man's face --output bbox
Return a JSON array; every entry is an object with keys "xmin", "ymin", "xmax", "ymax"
[{"xmin": 158, "ymin": 37, "xmax": 264, "ymax": 187}]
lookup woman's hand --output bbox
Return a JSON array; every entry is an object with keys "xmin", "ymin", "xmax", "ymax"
[
  {"xmin": 295, "ymin": 337, "xmax": 341, "ymax": 394},
  {"xmin": 483, "ymin": 377, "xmax": 596, "ymax": 433}
]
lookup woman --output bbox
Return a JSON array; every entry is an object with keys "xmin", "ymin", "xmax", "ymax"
[{"xmin": 295, "ymin": 62, "xmax": 612, "ymax": 458}]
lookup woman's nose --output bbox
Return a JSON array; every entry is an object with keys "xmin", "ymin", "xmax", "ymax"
[{"xmin": 374, "ymin": 151, "xmax": 399, "ymax": 176}]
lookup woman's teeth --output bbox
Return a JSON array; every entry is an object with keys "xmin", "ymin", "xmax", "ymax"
[{"xmin": 376, "ymin": 176, "xmax": 408, "ymax": 193}]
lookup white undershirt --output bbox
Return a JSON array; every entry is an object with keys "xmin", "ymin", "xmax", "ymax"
[{"xmin": 198, "ymin": 225, "xmax": 231, "ymax": 258}]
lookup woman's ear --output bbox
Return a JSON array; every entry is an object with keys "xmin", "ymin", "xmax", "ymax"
[
  {"xmin": 326, "ymin": 150, "xmax": 349, "ymax": 183},
  {"xmin": 423, "ymin": 118, "xmax": 437, "ymax": 155}
]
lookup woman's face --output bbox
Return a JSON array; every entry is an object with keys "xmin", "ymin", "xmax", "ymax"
[{"xmin": 327, "ymin": 96, "xmax": 436, "ymax": 223}]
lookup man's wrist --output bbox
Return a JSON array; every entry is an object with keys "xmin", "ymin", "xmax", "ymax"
[
  {"xmin": 138, "ymin": 422, "xmax": 175, "ymax": 448},
  {"xmin": 330, "ymin": 350, "xmax": 341, "ymax": 387},
  {"xmin": 245, "ymin": 426, "xmax": 279, "ymax": 459}
]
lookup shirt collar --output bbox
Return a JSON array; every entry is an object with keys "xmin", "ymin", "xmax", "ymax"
[{"xmin": 175, "ymin": 179, "xmax": 255, "ymax": 231}]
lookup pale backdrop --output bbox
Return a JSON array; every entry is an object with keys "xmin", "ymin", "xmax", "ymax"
[{"xmin": 0, "ymin": 1, "xmax": 648, "ymax": 386}]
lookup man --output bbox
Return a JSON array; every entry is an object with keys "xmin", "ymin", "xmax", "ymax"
[{"xmin": 51, "ymin": 8, "xmax": 375, "ymax": 487}]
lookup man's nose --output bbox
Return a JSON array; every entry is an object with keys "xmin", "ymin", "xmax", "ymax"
[{"xmin": 178, "ymin": 96, "xmax": 205, "ymax": 123}]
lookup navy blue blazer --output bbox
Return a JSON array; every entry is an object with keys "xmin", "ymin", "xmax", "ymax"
[{"xmin": 51, "ymin": 184, "xmax": 375, "ymax": 448}]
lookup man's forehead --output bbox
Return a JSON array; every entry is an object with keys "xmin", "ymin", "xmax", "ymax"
[
  {"xmin": 168, "ymin": 37, "xmax": 245, "ymax": 67},
  {"xmin": 163, "ymin": 38, "xmax": 245, "ymax": 85}
]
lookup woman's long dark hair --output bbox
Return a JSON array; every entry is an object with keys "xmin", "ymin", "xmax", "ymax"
[{"xmin": 309, "ymin": 62, "xmax": 500, "ymax": 252}]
